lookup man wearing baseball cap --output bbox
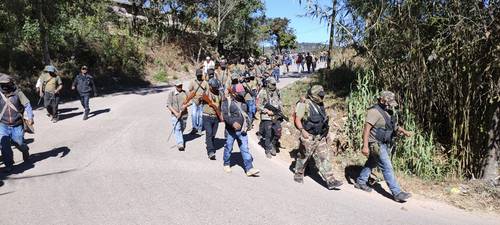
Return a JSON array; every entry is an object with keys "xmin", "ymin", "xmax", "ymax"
[
  {"xmin": 354, "ymin": 90, "xmax": 414, "ymax": 202},
  {"xmin": 72, "ymin": 65, "xmax": 97, "ymax": 120},
  {"xmin": 0, "ymin": 73, "xmax": 33, "ymax": 172},
  {"xmin": 39, "ymin": 65, "xmax": 63, "ymax": 123},
  {"xmin": 167, "ymin": 80, "xmax": 190, "ymax": 151}
]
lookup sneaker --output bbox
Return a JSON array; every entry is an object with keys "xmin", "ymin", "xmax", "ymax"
[
  {"xmin": 223, "ymin": 165, "xmax": 232, "ymax": 173},
  {"xmin": 294, "ymin": 174, "xmax": 304, "ymax": 183},
  {"xmin": 208, "ymin": 152, "xmax": 216, "ymax": 160},
  {"xmin": 177, "ymin": 144, "xmax": 185, "ymax": 151},
  {"xmin": 270, "ymin": 147, "xmax": 277, "ymax": 156},
  {"xmin": 393, "ymin": 191, "xmax": 412, "ymax": 202},
  {"xmin": 265, "ymin": 152, "xmax": 272, "ymax": 159},
  {"xmin": 327, "ymin": 179, "xmax": 343, "ymax": 189},
  {"xmin": 246, "ymin": 168, "xmax": 260, "ymax": 177},
  {"xmin": 354, "ymin": 183, "xmax": 373, "ymax": 192}
]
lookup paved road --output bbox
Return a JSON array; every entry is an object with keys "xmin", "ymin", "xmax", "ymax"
[{"xmin": 0, "ymin": 67, "xmax": 498, "ymax": 225}]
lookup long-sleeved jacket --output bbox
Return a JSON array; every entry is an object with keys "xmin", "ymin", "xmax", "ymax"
[
  {"xmin": 221, "ymin": 98, "xmax": 247, "ymax": 132},
  {"xmin": 72, "ymin": 73, "xmax": 97, "ymax": 95}
]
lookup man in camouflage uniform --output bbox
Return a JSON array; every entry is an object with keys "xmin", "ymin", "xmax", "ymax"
[
  {"xmin": 257, "ymin": 77, "xmax": 283, "ymax": 158},
  {"xmin": 354, "ymin": 91, "xmax": 413, "ymax": 202},
  {"xmin": 293, "ymin": 85, "xmax": 343, "ymax": 189}
]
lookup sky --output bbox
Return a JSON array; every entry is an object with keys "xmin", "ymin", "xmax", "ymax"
[{"xmin": 264, "ymin": 0, "xmax": 331, "ymax": 44}]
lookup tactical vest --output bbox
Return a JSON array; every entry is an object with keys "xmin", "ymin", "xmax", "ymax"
[
  {"xmin": 371, "ymin": 104, "xmax": 397, "ymax": 143},
  {"xmin": 302, "ymin": 100, "xmax": 328, "ymax": 135},
  {"xmin": 0, "ymin": 91, "xmax": 24, "ymax": 126}
]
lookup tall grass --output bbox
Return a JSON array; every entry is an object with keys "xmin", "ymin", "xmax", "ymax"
[{"xmin": 344, "ymin": 70, "xmax": 455, "ymax": 180}]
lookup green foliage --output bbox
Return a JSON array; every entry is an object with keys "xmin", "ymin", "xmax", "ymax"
[
  {"xmin": 153, "ymin": 69, "xmax": 168, "ymax": 83},
  {"xmin": 336, "ymin": 0, "xmax": 500, "ymax": 177},
  {"xmin": 265, "ymin": 17, "xmax": 298, "ymax": 53}
]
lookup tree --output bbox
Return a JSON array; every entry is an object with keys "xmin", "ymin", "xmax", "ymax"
[{"xmin": 267, "ymin": 18, "xmax": 297, "ymax": 53}]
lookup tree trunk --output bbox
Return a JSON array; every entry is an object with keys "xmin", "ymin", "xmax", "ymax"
[
  {"xmin": 483, "ymin": 103, "xmax": 499, "ymax": 182},
  {"xmin": 38, "ymin": 0, "xmax": 51, "ymax": 65},
  {"xmin": 327, "ymin": 0, "xmax": 337, "ymax": 69}
]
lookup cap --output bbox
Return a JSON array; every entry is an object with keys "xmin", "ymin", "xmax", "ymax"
[
  {"xmin": 378, "ymin": 91, "xmax": 398, "ymax": 106},
  {"xmin": 195, "ymin": 69, "xmax": 203, "ymax": 76},
  {"xmin": 0, "ymin": 73, "xmax": 13, "ymax": 84},
  {"xmin": 207, "ymin": 68, "xmax": 215, "ymax": 75},
  {"xmin": 44, "ymin": 65, "xmax": 57, "ymax": 73},
  {"xmin": 174, "ymin": 80, "xmax": 183, "ymax": 86},
  {"xmin": 206, "ymin": 56, "xmax": 210, "ymax": 60},
  {"xmin": 231, "ymin": 72, "xmax": 240, "ymax": 80},
  {"xmin": 309, "ymin": 85, "xmax": 324, "ymax": 96},
  {"xmin": 81, "ymin": 65, "xmax": 88, "ymax": 70},
  {"xmin": 267, "ymin": 77, "xmax": 277, "ymax": 85}
]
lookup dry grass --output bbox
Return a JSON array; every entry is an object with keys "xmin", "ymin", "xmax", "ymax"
[{"xmin": 144, "ymin": 44, "xmax": 196, "ymax": 84}]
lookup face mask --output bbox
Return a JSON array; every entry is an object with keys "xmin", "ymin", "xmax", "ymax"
[
  {"xmin": 1, "ymin": 84, "xmax": 14, "ymax": 93},
  {"xmin": 232, "ymin": 79, "xmax": 239, "ymax": 84},
  {"xmin": 49, "ymin": 72, "xmax": 57, "ymax": 77},
  {"xmin": 268, "ymin": 84, "xmax": 276, "ymax": 91},
  {"xmin": 196, "ymin": 75, "xmax": 203, "ymax": 81}
]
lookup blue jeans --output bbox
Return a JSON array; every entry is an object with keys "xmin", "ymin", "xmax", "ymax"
[
  {"xmin": 356, "ymin": 143, "xmax": 402, "ymax": 195},
  {"xmin": 80, "ymin": 94, "xmax": 90, "ymax": 114},
  {"xmin": 191, "ymin": 104, "xmax": 204, "ymax": 131},
  {"xmin": 0, "ymin": 124, "xmax": 28, "ymax": 167},
  {"xmin": 223, "ymin": 130, "xmax": 254, "ymax": 172},
  {"xmin": 171, "ymin": 116, "xmax": 186, "ymax": 146},
  {"xmin": 272, "ymin": 69, "xmax": 280, "ymax": 82},
  {"xmin": 246, "ymin": 99, "xmax": 256, "ymax": 123}
]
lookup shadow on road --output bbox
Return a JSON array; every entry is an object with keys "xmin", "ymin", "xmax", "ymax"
[
  {"xmin": 58, "ymin": 107, "xmax": 79, "ymax": 114},
  {"xmin": 59, "ymin": 112, "xmax": 84, "ymax": 121},
  {"xmin": 0, "ymin": 147, "xmax": 71, "ymax": 187},
  {"xmin": 344, "ymin": 165, "xmax": 395, "ymax": 201},
  {"xmin": 88, "ymin": 108, "xmax": 111, "ymax": 119}
]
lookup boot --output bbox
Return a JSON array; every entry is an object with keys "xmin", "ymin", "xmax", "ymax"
[
  {"xmin": 327, "ymin": 179, "xmax": 343, "ymax": 190},
  {"xmin": 393, "ymin": 191, "xmax": 412, "ymax": 202},
  {"xmin": 294, "ymin": 173, "xmax": 304, "ymax": 183}
]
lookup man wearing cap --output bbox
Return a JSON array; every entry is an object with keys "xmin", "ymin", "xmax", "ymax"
[
  {"xmin": 167, "ymin": 80, "xmax": 190, "ymax": 151},
  {"xmin": 241, "ymin": 71, "xmax": 257, "ymax": 127},
  {"xmin": 203, "ymin": 56, "xmax": 215, "ymax": 75},
  {"xmin": 216, "ymin": 61, "xmax": 229, "ymax": 93},
  {"xmin": 0, "ymin": 73, "xmax": 34, "ymax": 172},
  {"xmin": 202, "ymin": 78, "xmax": 222, "ymax": 160},
  {"xmin": 257, "ymin": 77, "xmax": 283, "ymax": 158},
  {"xmin": 293, "ymin": 85, "xmax": 343, "ymax": 190},
  {"xmin": 39, "ymin": 65, "xmax": 63, "ymax": 123},
  {"xmin": 221, "ymin": 81, "xmax": 260, "ymax": 177},
  {"xmin": 354, "ymin": 91, "xmax": 413, "ymax": 202},
  {"xmin": 72, "ymin": 66, "xmax": 97, "ymax": 120},
  {"xmin": 188, "ymin": 69, "xmax": 209, "ymax": 134}
]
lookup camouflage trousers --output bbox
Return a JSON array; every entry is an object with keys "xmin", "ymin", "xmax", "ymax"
[{"xmin": 294, "ymin": 135, "xmax": 336, "ymax": 184}]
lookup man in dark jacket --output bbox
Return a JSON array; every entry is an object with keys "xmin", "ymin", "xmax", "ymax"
[
  {"xmin": 72, "ymin": 65, "xmax": 97, "ymax": 120},
  {"xmin": 0, "ymin": 74, "xmax": 33, "ymax": 172},
  {"xmin": 221, "ymin": 79, "xmax": 260, "ymax": 177}
]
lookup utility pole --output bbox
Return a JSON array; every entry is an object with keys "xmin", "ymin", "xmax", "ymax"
[{"xmin": 327, "ymin": 0, "xmax": 337, "ymax": 69}]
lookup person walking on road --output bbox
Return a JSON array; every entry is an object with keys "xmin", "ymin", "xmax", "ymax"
[
  {"xmin": 0, "ymin": 74, "xmax": 34, "ymax": 173},
  {"xmin": 293, "ymin": 85, "xmax": 343, "ymax": 189},
  {"xmin": 72, "ymin": 65, "xmax": 97, "ymax": 120},
  {"xmin": 222, "ymin": 74, "xmax": 260, "ymax": 177},
  {"xmin": 188, "ymin": 69, "xmax": 208, "ymax": 135},
  {"xmin": 39, "ymin": 65, "xmax": 63, "ymax": 123},
  {"xmin": 202, "ymin": 79, "xmax": 222, "ymax": 160},
  {"xmin": 257, "ymin": 77, "xmax": 283, "ymax": 158},
  {"xmin": 305, "ymin": 52, "xmax": 313, "ymax": 73},
  {"xmin": 167, "ymin": 80, "xmax": 190, "ymax": 151},
  {"xmin": 354, "ymin": 91, "xmax": 413, "ymax": 202}
]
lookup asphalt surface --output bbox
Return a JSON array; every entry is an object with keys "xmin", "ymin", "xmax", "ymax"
[{"xmin": 0, "ymin": 65, "xmax": 498, "ymax": 225}]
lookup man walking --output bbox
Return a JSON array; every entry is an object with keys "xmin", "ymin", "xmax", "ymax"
[
  {"xmin": 222, "ymin": 81, "xmax": 260, "ymax": 176},
  {"xmin": 293, "ymin": 85, "xmax": 343, "ymax": 189},
  {"xmin": 305, "ymin": 52, "xmax": 313, "ymax": 73},
  {"xmin": 0, "ymin": 74, "xmax": 34, "ymax": 172},
  {"xmin": 39, "ymin": 65, "xmax": 63, "ymax": 123},
  {"xmin": 188, "ymin": 69, "xmax": 208, "ymax": 135},
  {"xmin": 257, "ymin": 77, "xmax": 283, "ymax": 158},
  {"xmin": 72, "ymin": 65, "xmax": 97, "ymax": 120},
  {"xmin": 167, "ymin": 81, "xmax": 190, "ymax": 151},
  {"xmin": 202, "ymin": 79, "xmax": 222, "ymax": 160},
  {"xmin": 354, "ymin": 91, "xmax": 413, "ymax": 202}
]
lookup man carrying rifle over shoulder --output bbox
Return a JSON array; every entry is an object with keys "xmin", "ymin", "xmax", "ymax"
[
  {"xmin": 188, "ymin": 69, "xmax": 209, "ymax": 135},
  {"xmin": 257, "ymin": 77, "xmax": 284, "ymax": 158},
  {"xmin": 201, "ymin": 78, "xmax": 223, "ymax": 160},
  {"xmin": 167, "ymin": 80, "xmax": 191, "ymax": 151}
]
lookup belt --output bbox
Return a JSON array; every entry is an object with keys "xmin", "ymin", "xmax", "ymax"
[{"xmin": 203, "ymin": 113, "xmax": 217, "ymax": 117}]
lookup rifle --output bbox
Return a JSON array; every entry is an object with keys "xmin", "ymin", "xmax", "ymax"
[
  {"xmin": 264, "ymin": 103, "xmax": 289, "ymax": 122},
  {"xmin": 202, "ymin": 93, "xmax": 223, "ymax": 122}
]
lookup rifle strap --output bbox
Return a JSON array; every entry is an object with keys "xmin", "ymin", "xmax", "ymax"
[{"xmin": 0, "ymin": 91, "xmax": 21, "ymax": 120}]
